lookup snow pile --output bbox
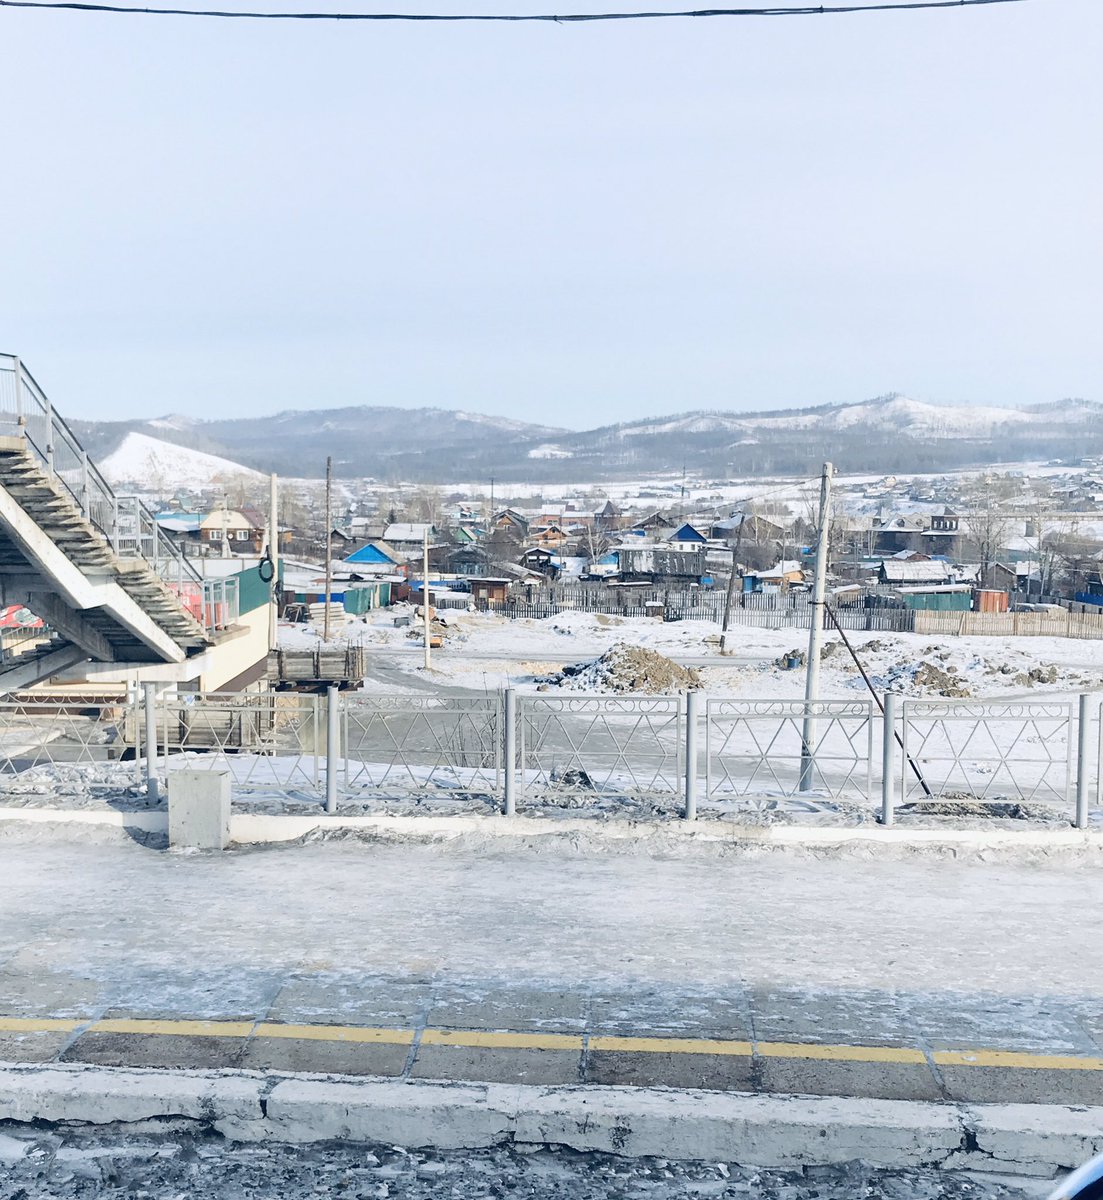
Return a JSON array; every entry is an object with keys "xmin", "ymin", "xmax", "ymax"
[
  {"xmin": 540, "ymin": 642, "xmax": 701, "ymax": 694},
  {"xmin": 806, "ymin": 639, "xmax": 1085, "ymax": 699}
]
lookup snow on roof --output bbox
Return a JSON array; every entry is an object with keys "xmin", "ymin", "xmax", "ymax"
[
  {"xmin": 757, "ymin": 559, "xmax": 804, "ymax": 579},
  {"xmin": 880, "ymin": 560, "xmax": 953, "ymax": 582},
  {"xmin": 155, "ymin": 512, "xmax": 202, "ymax": 532},
  {"xmin": 383, "ymin": 523, "xmax": 435, "ymax": 542}
]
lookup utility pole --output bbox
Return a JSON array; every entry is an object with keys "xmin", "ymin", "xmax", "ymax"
[
  {"xmin": 799, "ymin": 462, "xmax": 834, "ymax": 792},
  {"xmin": 422, "ymin": 526, "xmax": 432, "ymax": 669},
  {"xmin": 718, "ymin": 514, "xmax": 746, "ymax": 656},
  {"xmin": 323, "ymin": 457, "xmax": 333, "ymax": 643},
  {"xmin": 489, "ymin": 475, "xmax": 495, "ymax": 526},
  {"xmin": 268, "ymin": 472, "xmax": 279, "ymax": 651}
]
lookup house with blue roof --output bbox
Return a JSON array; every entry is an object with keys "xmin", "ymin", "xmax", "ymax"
[
  {"xmin": 669, "ymin": 522, "xmax": 708, "ymax": 544},
  {"xmin": 343, "ymin": 541, "xmax": 399, "ymax": 571}
]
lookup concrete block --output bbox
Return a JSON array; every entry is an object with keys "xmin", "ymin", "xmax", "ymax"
[
  {"xmin": 0, "ymin": 1066, "xmax": 264, "ymax": 1137},
  {"xmin": 962, "ymin": 1103, "xmax": 1103, "ymax": 1174},
  {"xmin": 168, "ymin": 771, "xmax": 231, "ymax": 850},
  {"xmin": 263, "ymin": 1078, "xmax": 514, "ymax": 1148},
  {"xmin": 513, "ymin": 1088, "xmax": 964, "ymax": 1167}
]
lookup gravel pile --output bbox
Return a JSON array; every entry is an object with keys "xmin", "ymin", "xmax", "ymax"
[
  {"xmin": 0, "ymin": 1128, "xmax": 1052, "ymax": 1199},
  {"xmin": 539, "ymin": 642, "xmax": 701, "ymax": 694}
]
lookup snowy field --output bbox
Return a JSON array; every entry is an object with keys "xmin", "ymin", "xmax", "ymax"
[
  {"xmin": 295, "ymin": 608, "xmax": 1103, "ymax": 703},
  {"xmin": 0, "ymin": 1130, "xmax": 1055, "ymax": 1199}
]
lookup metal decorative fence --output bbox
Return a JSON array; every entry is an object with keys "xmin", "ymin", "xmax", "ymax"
[
  {"xmin": 517, "ymin": 694, "xmax": 684, "ymax": 802},
  {"xmin": 899, "ymin": 698, "xmax": 1076, "ymax": 809},
  {"xmin": 157, "ymin": 691, "xmax": 322, "ymax": 794},
  {"xmin": 705, "ymin": 699, "xmax": 875, "ymax": 805},
  {"xmin": 0, "ymin": 687, "xmax": 1098, "ymax": 827},
  {"xmin": 0, "ymin": 694, "xmax": 141, "ymax": 795},
  {"xmin": 341, "ymin": 694, "xmax": 501, "ymax": 801}
]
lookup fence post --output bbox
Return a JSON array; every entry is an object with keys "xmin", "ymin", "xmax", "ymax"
[
  {"xmin": 880, "ymin": 691, "xmax": 896, "ymax": 826},
  {"xmin": 44, "ymin": 395, "xmax": 54, "ymax": 470},
  {"xmin": 503, "ymin": 688, "xmax": 517, "ymax": 816},
  {"xmin": 1076, "ymin": 692, "xmax": 1090, "ymax": 830},
  {"xmin": 142, "ymin": 682, "xmax": 159, "ymax": 802},
  {"xmin": 11, "ymin": 356, "xmax": 24, "ymax": 426},
  {"xmin": 325, "ymin": 685, "xmax": 339, "ymax": 814},
  {"xmin": 80, "ymin": 450, "xmax": 89, "ymax": 517},
  {"xmin": 684, "ymin": 690, "xmax": 699, "ymax": 820}
]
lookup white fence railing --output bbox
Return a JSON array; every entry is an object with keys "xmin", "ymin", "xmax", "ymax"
[{"xmin": 0, "ymin": 688, "xmax": 1099, "ymax": 826}]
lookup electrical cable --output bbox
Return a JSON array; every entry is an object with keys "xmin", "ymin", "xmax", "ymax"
[{"xmin": 0, "ymin": 0, "xmax": 1035, "ymax": 23}]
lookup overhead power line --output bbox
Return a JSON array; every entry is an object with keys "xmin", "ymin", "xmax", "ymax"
[{"xmin": 0, "ymin": 0, "xmax": 1034, "ymax": 23}]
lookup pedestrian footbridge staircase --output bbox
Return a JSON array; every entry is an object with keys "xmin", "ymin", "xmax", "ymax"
[{"xmin": 0, "ymin": 354, "xmax": 240, "ymax": 690}]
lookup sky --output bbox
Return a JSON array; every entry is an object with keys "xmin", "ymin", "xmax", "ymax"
[{"xmin": 1, "ymin": 0, "xmax": 1101, "ymax": 428}]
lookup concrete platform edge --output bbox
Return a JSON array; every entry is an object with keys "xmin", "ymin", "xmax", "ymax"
[
  {"xmin": 0, "ymin": 1062, "xmax": 1098, "ymax": 1175},
  {"xmin": 0, "ymin": 805, "xmax": 1100, "ymax": 854}
]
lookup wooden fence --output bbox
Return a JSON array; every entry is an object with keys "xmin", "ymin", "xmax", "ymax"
[{"xmin": 913, "ymin": 609, "xmax": 1103, "ymax": 639}]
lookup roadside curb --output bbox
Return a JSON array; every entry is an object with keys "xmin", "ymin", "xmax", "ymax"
[
  {"xmin": 0, "ymin": 804, "xmax": 1101, "ymax": 854},
  {"xmin": 0, "ymin": 1062, "xmax": 1098, "ymax": 1176}
]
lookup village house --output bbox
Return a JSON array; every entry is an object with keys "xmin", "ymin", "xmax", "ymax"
[
  {"xmin": 198, "ymin": 509, "xmax": 265, "ymax": 554},
  {"xmin": 743, "ymin": 560, "xmax": 806, "ymax": 593},
  {"xmin": 528, "ymin": 523, "xmax": 571, "ymax": 550},
  {"xmin": 341, "ymin": 541, "xmax": 401, "ymax": 575},
  {"xmin": 519, "ymin": 546, "xmax": 560, "ymax": 578},
  {"xmin": 668, "ymin": 522, "xmax": 708, "ymax": 545},
  {"xmin": 871, "ymin": 514, "xmax": 929, "ymax": 555},
  {"xmin": 616, "ymin": 544, "xmax": 706, "ymax": 585},
  {"xmin": 382, "ymin": 522, "xmax": 438, "ymax": 558},
  {"xmin": 594, "ymin": 499, "xmax": 624, "ymax": 532},
  {"xmin": 491, "ymin": 509, "xmax": 529, "ymax": 538},
  {"xmin": 878, "ymin": 558, "xmax": 955, "ymax": 587}
]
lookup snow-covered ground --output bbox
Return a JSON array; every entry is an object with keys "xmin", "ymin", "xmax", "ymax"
[{"xmin": 300, "ymin": 608, "xmax": 1103, "ymax": 703}]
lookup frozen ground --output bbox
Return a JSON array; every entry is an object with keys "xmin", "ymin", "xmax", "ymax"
[
  {"xmin": 0, "ymin": 1128, "xmax": 1055, "ymax": 1199},
  {"xmin": 1, "ymin": 830, "xmax": 1101, "ymax": 1044}
]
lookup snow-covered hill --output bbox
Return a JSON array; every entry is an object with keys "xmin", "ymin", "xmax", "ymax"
[
  {"xmin": 76, "ymin": 391, "xmax": 1103, "ymax": 483},
  {"xmin": 100, "ymin": 432, "xmax": 263, "ymax": 489},
  {"xmin": 608, "ymin": 395, "xmax": 1101, "ymax": 443}
]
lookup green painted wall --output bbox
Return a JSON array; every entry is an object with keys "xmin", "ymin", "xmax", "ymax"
[{"xmin": 901, "ymin": 590, "xmax": 971, "ymax": 612}]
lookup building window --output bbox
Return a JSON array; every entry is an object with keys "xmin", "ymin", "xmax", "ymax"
[
  {"xmin": 209, "ymin": 529, "xmax": 223, "ymax": 541},
  {"xmin": 236, "ymin": 530, "xmax": 249, "ymax": 541}
]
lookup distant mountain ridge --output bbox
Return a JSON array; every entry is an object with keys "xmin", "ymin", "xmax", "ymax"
[{"xmin": 76, "ymin": 393, "xmax": 1103, "ymax": 486}]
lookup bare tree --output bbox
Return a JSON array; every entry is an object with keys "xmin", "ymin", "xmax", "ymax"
[{"xmin": 960, "ymin": 474, "xmax": 1017, "ymax": 587}]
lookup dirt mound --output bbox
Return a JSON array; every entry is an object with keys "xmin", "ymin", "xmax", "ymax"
[
  {"xmin": 912, "ymin": 661, "xmax": 971, "ymax": 697},
  {"xmin": 540, "ymin": 642, "xmax": 701, "ymax": 695}
]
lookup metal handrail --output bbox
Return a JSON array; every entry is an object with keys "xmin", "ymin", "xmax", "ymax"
[{"xmin": 0, "ymin": 353, "xmax": 209, "ymax": 616}]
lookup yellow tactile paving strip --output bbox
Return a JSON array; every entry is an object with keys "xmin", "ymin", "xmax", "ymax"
[{"xmin": 5, "ymin": 1015, "xmax": 1101, "ymax": 1072}]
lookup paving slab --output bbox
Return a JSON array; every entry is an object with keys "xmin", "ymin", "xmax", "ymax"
[
  {"xmin": 243, "ymin": 1034, "xmax": 411, "ymax": 1076},
  {"xmin": 586, "ymin": 1046, "xmax": 756, "ymax": 1091},
  {"xmin": 61, "ymin": 1031, "xmax": 250, "ymax": 1070},
  {"xmin": 755, "ymin": 1051, "xmax": 943, "ymax": 1102},
  {"xmin": 751, "ymin": 986, "xmax": 914, "ymax": 1047},
  {"xmin": 410, "ymin": 1042, "xmax": 583, "ymax": 1085},
  {"xmin": 427, "ymin": 983, "xmax": 588, "ymax": 1033},
  {"xmin": 266, "ymin": 975, "xmax": 432, "ymax": 1027}
]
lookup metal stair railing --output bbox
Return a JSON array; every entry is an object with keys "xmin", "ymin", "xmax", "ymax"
[{"xmin": 0, "ymin": 354, "xmax": 226, "ymax": 635}]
